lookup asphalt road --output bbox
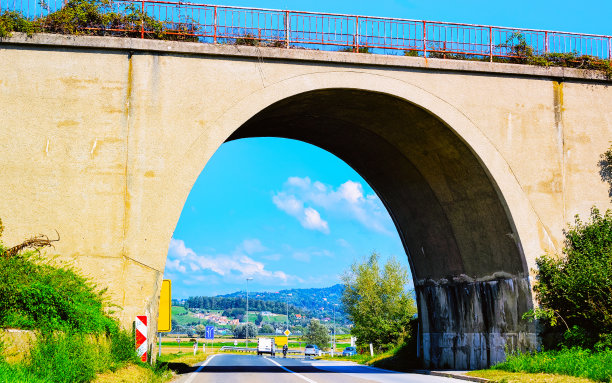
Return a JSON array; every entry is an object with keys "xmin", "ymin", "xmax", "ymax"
[{"xmin": 176, "ymin": 354, "xmax": 465, "ymax": 383}]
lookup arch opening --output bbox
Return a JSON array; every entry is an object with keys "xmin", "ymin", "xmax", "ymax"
[{"xmin": 220, "ymin": 88, "xmax": 536, "ymax": 369}]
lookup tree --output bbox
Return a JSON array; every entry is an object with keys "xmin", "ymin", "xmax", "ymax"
[
  {"xmin": 341, "ymin": 252, "xmax": 417, "ymax": 351},
  {"xmin": 233, "ymin": 322, "xmax": 258, "ymax": 339},
  {"xmin": 194, "ymin": 324, "xmax": 207, "ymax": 337},
  {"xmin": 256, "ymin": 313, "xmax": 264, "ymax": 325},
  {"xmin": 304, "ymin": 319, "xmax": 330, "ymax": 350},
  {"xmin": 260, "ymin": 323, "xmax": 274, "ymax": 334},
  {"xmin": 530, "ymin": 207, "xmax": 612, "ymax": 349}
]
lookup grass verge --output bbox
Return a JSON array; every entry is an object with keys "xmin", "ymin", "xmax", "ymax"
[
  {"xmin": 468, "ymin": 348, "xmax": 612, "ymax": 383},
  {"xmin": 467, "ymin": 370, "xmax": 597, "ymax": 383}
]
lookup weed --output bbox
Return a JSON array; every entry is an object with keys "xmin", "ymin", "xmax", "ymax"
[
  {"xmin": 493, "ymin": 348, "xmax": 612, "ymax": 382},
  {"xmin": 0, "ymin": 10, "xmax": 39, "ymax": 37}
]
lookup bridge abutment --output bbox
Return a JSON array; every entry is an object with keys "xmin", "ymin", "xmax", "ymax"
[{"xmin": 418, "ymin": 275, "xmax": 536, "ymax": 369}]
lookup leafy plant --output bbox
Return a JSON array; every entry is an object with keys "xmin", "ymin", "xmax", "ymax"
[
  {"xmin": 0, "ymin": 10, "xmax": 39, "ymax": 37},
  {"xmin": 232, "ymin": 322, "xmax": 257, "ymax": 339},
  {"xmin": 532, "ymin": 207, "xmax": 612, "ymax": 349},
  {"xmin": 303, "ymin": 318, "xmax": 330, "ymax": 350},
  {"xmin": 341, "ymin": 253, "xmax": 417, "ymax": 351},
  {"xmin": 493, "ymin": 348, "xmax": 612, "ymax": 382},
  {"xmin": 339, "ymin": 46, "xmax": 371, "ymax": 53}
]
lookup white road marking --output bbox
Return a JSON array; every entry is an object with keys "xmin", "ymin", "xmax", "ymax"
[
  {"xmin": 264, "ymin": 356, "xmax": 318, "ymax": 383},
  {"xmin": 184, "ymin": 354, "xmax": 218, "ymax": 383}
]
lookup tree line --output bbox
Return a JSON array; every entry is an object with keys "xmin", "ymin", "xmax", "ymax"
[{"xmin": 184, "ymin": 296, "xmax": 306, "ymax": 316}]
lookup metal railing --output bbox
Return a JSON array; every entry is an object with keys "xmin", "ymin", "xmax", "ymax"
[{"xmin": 2, "ymin": 0, "xmax": 611, "ymax": 61}]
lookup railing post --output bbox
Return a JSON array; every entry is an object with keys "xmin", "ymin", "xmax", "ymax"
[
  {"xmin": 213, "ymin": 6, "xmax": 218, "ymax": 44},
  {"xmin": 545, "ymin": 31, "xmax": 549, "ymax": 54},
  {"xmin": 422, "ymin": 20, "xmax": 427, "ymax": 57},
  {"xmin": 608, "ymin": 37, "xmax": 611, "ymax": 62},
  {"xmin": 285, "ymin": 10, "xmax": 290, "ymax": 48},
  {"xmin": 489, "ymin": 26, "xmax": 493, "ymax": 62},
  {"xmin": 140, "ymin": 0, "xmax": 145, "ymax": 39},
  {"xmin": 355, "ymin": 16, "xmax": 360, "ymax": 53}
]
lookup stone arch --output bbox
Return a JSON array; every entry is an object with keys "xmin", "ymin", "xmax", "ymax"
[{"xmin": 167, "ymin": 71, "xmax": 540, "ymax": 369}]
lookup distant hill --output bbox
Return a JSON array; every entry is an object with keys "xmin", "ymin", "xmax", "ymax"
[{"xmin": 185, "ymin": 284, "xmax": 347, "ymax": 320}]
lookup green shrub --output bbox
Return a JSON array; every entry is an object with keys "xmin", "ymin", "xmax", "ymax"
[
  {"xmin": 0, "ymin": 252, "xmax": 118, "ymax": 334},
  {"xmin": 339, "ymin": 46, "xmax": 371, "ymax": 53},
  {"xmin": 0, "ymin": 10, "xmax": 39, "ymax": 37},
  {"xmin": 493, "ymin": 348, "xmax": 612, "ymax": 382},
  {"xmin": 531, "ymin": 207, "xmax": 612, "ymax": 349},
  {"xmin": 0, "ymin": 218, "xmax": 139, "ymax": 382},
  {"xmin": 0, "ymin": 0, "xmax": 200, "ymax": 41}
]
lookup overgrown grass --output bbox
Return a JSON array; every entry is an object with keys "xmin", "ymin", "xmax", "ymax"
[
  {"xmin": 468, "ymin": 369, "xmax": 597, "ymax": 383},
  {"xmin": 491, "ymin": 348, "xmax": 612, "ymax": 382},
  {"xmin": 0, "ymin": 217, "xmax": 167, "ymax": 382},
  {"xmin": 0, "ymin": 251, "xmax": 118, "ymax": 334},
  {"xmin": 0, "ymin": 329, "xmax": 143, "ymax": 383}
]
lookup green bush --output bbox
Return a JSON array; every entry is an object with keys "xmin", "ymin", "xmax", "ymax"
[
  {"xmin": 531, "ymin": 207, "xmax": 612, "ymax": 349},
  {"xmin": 0, "ymin": 218, "xmax": 141, "ymax": 382},
  {"xmin": 0, "ymin": 0, "xmax": 199, "ymax": 41},
  {"xmin": 0, "ymin": 252, "xmax": 118, "ymax": 334},
  {"xmin": 0, "ymin": 10, "xmax": 38, "ymax": 37},
  {"xmin": 493, "ymin": 348, "xmax": 612, "ymax": 382}
]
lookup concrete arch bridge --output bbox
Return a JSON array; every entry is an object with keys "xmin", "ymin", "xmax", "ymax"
[{"xmin": 1, "ymin": 33, "xmax": 611, "ymax": 369}]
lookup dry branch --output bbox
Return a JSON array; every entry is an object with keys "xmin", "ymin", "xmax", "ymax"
[{"xmin": 4, "ymin": 231, "xmax": 60, "ymax": 257}]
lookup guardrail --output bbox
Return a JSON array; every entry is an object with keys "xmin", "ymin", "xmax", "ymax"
[
  {"xmin": 2, "ymin": 0, "xmax": 611, "ymax": 61},
  {"xmin": 219, "ymin": 346, "xmax": 304, "ymax": 355}
]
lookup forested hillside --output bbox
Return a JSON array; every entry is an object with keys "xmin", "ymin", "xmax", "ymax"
[{"xmin": 181, "ymin": 284, "xmax": 346, "ymax": 321}]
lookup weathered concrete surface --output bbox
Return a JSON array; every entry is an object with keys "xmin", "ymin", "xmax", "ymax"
[
  {"xmin": 1, "ymin": 33, "xmax": 611, "ymax": 368},
  {"xmin": 417, "ymin": 276, "xmax": 535, "ymax": 369}
]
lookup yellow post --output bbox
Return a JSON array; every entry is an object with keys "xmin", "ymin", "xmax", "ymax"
[{"xmin": 158, "ymin": 280, "xmax": 172, "ymax": 332}]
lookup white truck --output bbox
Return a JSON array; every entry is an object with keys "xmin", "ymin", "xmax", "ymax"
[{"xmin": 257, "ymin": 337, "xmax": 276, "ymax": 356}]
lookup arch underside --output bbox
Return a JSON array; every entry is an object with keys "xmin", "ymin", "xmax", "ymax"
[{"xmin": 228, "ymin": 89, "xmax": 536, "ymax": 369}]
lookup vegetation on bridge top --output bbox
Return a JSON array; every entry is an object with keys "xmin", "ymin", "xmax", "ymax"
[{"xmin": 1, "ymin": 0, "xmax": 611, "ymax": 78}]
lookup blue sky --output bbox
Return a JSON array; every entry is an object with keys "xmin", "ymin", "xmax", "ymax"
[
  {"xmin": 165, "ymin": 138, "xmax": 403, "ymax": 297},
  {"xmin": 163, "ymin": 0, "xmax": 612, "ymax": 298}
]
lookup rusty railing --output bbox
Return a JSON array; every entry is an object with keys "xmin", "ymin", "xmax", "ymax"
[{"xmin": 2, "ymin": 0, "xmax": 611, "ymax": 61}]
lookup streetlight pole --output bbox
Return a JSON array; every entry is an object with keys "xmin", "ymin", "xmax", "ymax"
[
  {"xmin": 333, "ymin": 304, "xmax": 337, "ymax": 352},
  {"xmin": 246, "ymin": 277, "xmax": 253, "ymax": 348},
  {"xmin": 285, "ymin": 293, "xmax": 291, "ymax": 343}
]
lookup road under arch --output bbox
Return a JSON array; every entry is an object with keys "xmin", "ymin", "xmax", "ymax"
[{"xmin": 225, "ymin": 89, "xmax": 535, "ymax": 369}]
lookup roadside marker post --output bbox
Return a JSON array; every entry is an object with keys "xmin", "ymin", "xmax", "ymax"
[{"xmin": 135, "ymin": 315, "xmax": 148, "ymax": 362}]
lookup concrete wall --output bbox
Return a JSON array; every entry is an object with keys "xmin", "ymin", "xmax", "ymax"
[{"xmin": 1, "ymin": 33, "xmax": 611, "ymax": 368}]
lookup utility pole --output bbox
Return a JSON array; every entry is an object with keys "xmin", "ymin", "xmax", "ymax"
[{"xmin": 246, "ymin": 277, "xmax": 253, "ymax": 348}]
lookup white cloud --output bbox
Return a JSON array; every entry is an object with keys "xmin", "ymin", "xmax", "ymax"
[
  {"xmin": 241, "ymin": 239, "xmax": 267, "ymax": 254},
  {"xmin": 272, "ymin": 177, "xmax": 393, "ymax": 235},
  {"xmin": 272, "ymin": 192, "xmax": 330, "ymax": 234},
  {"xmin": 167, "ymin": 239, "xmax": 296, "ymax": 284}
]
